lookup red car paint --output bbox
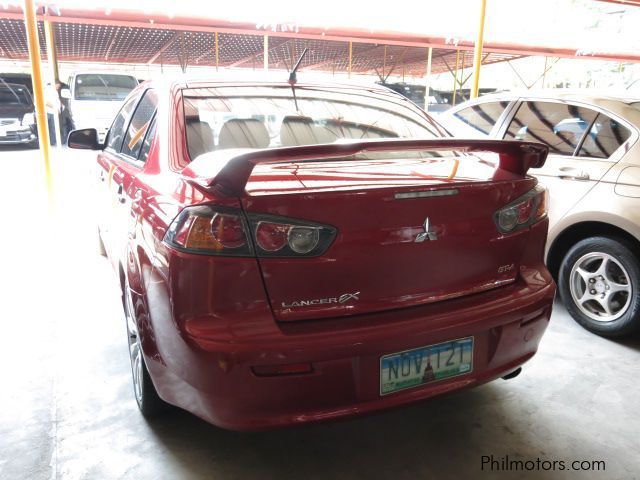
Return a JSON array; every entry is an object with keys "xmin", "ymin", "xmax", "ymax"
[{"xmin": 86, "ymin": 80, "xmax": 555, "ymax": 431}]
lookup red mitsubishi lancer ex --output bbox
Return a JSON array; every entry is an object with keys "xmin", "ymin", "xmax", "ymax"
[{"xmin": 68, "ymin": 78, "xmax": 555, "ymax": 431}]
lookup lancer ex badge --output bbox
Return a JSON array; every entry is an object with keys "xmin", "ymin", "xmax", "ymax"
[
  {"xmin": 282, "ymin": 292, "xmax": 360, "ymax": 309},
  {"xmin": 415, "ymin": 217, "xmax": 438, "ymax": 242}
]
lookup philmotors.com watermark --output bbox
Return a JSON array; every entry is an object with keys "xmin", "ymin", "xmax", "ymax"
[{"xmin": 481, "ymin": 455, "xmax": 606, "ymax": 472}]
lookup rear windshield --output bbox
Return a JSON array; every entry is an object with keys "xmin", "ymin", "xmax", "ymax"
[
  {"xmin": 182, "ymin": 85, "xmax": 444, "ymax": 161},
  {"xmin": 0, "ymin": 85, "xmax": 32, "ymax": 105},
  {"xmin": 74, "ymin": 74, "xmax": 138, "ymax": 101}
]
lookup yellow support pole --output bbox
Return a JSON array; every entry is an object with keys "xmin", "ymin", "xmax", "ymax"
[
  {"xmin": 424, "ymin": 47, "xmax": 433, "ymax": 112},
  {"xmin": 452, "ymin": 49, "xmax": 460, "ymax": 106},
  {"xmin": 23, "ymin": 0, "xmax": 52, "ymax": 201},
  {"xmin": 460, "ymin": 50, "xmax": 466, "ymax": 99},
  {"xmin": 471, "ymin": 0, "xmax": 488, "ymax": 99},
  {"xmin": 348, "ymin": 41, "xmax": 353, "ymax": 79},
  {"xmin": 215, "ymin": 32, "xmax": 219, "ymax": 71},
  {"xmin": 44, "ymin": 20, "xmax": 62, "ymax": 147},
  {"xmin": 263, "ymin": 35, "xmax": 268, "ymax": 72}
]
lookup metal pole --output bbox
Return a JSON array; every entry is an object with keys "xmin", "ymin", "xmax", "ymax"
[
  {"xmin": 23, "ymin": 0, "xmax": 53, "ymax": 201},
  {"xmin": 215, "ymin": 31, "xmax": 219, "ymax": 71},
  {"xmin": 424, "ymin": 47, "xmax": 433, "ymax": 112},
  {"xmin": 44, "ymin": 20, "xmax": 62, "ymax": 147},
  {"xmin": 460, "ymin": 50, "xmax": 466, "ymax": 100},
  {"xmin": 44, "ymin": 21, "xmax": 59, "ymax": 82},
  {"xmin": 348, "ymin": 41, "xmax": 353, "ymax": 79},
  {"xmin": 542, "ymin": 56, "xmax": 548, "ymax": 88},
  {"xmin": 263, "ymin": 35, "xmax": 268, "ymax": 72},
  {"xmin": 452, "ymin": 49, "xmax": 460, "ymax": 106},
  {"xmin": 383, "ymin": 45, "xmax": 387, "ymax": 80},
  {"xmin": 471, "ymin": 0, "xmax": 487, "ymax": 98}
]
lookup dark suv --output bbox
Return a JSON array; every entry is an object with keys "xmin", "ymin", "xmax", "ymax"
[{"xmin": 0, "ymin": 82, "xmax": 37, "ymax": 146}]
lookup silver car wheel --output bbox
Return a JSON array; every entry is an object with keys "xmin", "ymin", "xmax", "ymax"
[
  {"xmin": 569, "ymin": 252, "xmax": 632, "ymax": 323},
  {"xmin": 124, "ymin": 282, "xmax": 143, "ymax": 404}
]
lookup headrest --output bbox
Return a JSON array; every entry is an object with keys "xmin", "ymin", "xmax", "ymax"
[
  {"xmin": 218, "ymin": 118, "xmax": 270, "ymax": 149},
  {"xmin": 280, "ymin": 116, "xmax": 337, "ymax": 146}
]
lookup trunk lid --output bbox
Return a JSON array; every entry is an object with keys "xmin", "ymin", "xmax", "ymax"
[{"xmin": 242, "ymin": 155, "xmax": 536, "ymax": 321}]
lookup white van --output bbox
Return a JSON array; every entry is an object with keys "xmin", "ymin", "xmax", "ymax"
[{"xmin": 62, "ymin": 72, "xmax": 138, "ymax": 143}]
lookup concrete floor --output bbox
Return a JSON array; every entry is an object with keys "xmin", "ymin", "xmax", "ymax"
[{"xmin": 1, "ymin": 147, "xmax": 639, "ymax": 480}]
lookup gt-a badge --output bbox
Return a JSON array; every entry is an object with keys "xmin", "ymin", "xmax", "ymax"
[{"xmin": 282, "ymin": 292, "xmax": 360, "ymax": 309}]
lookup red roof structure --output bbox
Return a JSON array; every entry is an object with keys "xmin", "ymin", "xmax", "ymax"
[{"xmin": 2, "ymin": 5, "xmax": 640, "ymax": 79}]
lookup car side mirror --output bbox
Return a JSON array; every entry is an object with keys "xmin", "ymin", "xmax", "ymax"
[
  {"xmin": 68, "ymin": 128, "xmax": 102, "ymax": 150},
  {"xmin": 60, "ymin": 88, "xmax": 71, "ymax": 99}
]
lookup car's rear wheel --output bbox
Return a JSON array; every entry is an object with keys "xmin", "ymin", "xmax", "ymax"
[
  {"xmin": 559, "ymin": 236, "xmax": 640, "ymax": 337},
  {"xmin": 123, "ymin": 277, "xmax": 170, "ymax": 416}
]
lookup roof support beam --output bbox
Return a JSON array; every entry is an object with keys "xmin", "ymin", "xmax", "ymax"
[
  {"xmin": 263, "ymin": 34, "xmax": 268, "ymax": 71},
  {"xmin": 227, "ymin": 36, "xmax": 289, "ymax": 68},
  {"xmin": 304, "ymin": 44, "xmax": 381, "ymax": 71},
  {"xmin": 104, "ymin": 29, "xmax": 119, "ymax": 61},
  {"xmin": 381, "ymin": 47, "xmax": 409, "ymax": 81},
  {"xmin": 0, "ymin": 43, "xmax": 12, "ymax": 59},
  {"xmin": 147, "ymin": 32, "xmax": 180, "ymax": 64}
]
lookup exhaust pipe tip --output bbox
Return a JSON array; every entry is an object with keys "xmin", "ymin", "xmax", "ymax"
[{"xmin": 501, "ymin": 367, "xmax": 522, "ymax": 381}]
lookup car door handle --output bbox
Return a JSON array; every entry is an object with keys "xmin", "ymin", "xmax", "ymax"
[{"xmin": 557, "ymin": 167, "xmax": 590, "ymax": 181}]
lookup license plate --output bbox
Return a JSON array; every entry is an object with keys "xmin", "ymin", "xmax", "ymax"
[{"xmin": 380, "ymin": 336, "xmax": 473, "ymax": 395}]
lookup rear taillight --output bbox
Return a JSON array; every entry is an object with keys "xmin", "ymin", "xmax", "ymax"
[
  {"xmin": 494, "ymin": 184, "xmax": 548, "ymax": 234},
  {"xmin": 165, "ymin": 206, "xmax": 336, "ymax": 257},
  {"xmin": 248, "ymin": 214, "xmax": 335, "ymax": 257},
  {"xmin": 164, "ymin": 205, "xmax": 253, "ymax": 255}
]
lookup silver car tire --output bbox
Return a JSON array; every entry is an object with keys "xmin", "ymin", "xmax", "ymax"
[
  {"xmin": 559, "ymin": 236, "xmax": 640, "ymax": 337},
  {"xmin": 123, "ymin": 276, "xmax": 170, "ymax": 416}
]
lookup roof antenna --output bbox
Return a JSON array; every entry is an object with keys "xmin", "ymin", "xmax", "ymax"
[
  {"xmin": 288, "ymin": 48, "xmax": 309, "ymax": 85},
  {"xmin": 288, "ymin": 48, "xmax": 308, "ymax": 112}
]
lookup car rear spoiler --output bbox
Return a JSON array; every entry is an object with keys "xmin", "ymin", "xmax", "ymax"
[{"xmin": 182, "ymin": 139, "xmax": 548, "ymax": 197}]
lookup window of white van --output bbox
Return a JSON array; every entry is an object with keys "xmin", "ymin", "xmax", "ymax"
[{"xmin": 74, "ymin": 74, "xmax": 138, "ymax": 101}]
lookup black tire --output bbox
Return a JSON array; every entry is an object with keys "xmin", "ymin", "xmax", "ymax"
[
  {"xmin": 558, "ymin": 236, "xmax": 640, "ymax": 337},
  {"xmin": 97, "ymin": 228, "xmax": 107, "ymax": 257},
  {"xmin": 134, "ymin": 353, "xmax": 170, "ymax": 417},
  {"xmin": 123, "ymin": 277, "xmax": 171, "ymax": 416}
]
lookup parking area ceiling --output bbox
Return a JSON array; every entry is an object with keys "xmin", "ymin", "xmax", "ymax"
[
  {"xmin": 2, "ymin": 5, "xmax": 640, "ymax": 78},
  {"xmin": 0, "ymin": 16, "xmax": 524, "ymax": 77}
]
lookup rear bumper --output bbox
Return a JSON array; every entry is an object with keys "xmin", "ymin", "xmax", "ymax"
[{"xmin": 145, "ymin": 267, "xmax": 556, "ymax": 431}]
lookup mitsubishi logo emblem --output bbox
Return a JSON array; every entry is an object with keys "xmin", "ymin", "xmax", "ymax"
[{"xmin": 415, "ymin": 217, "xmax": 438, "ymax": 242}]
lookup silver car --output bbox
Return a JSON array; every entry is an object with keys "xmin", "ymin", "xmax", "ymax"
[{"xmin": 440, "ymin": 91, "xmax": 640, "ymax": 337}]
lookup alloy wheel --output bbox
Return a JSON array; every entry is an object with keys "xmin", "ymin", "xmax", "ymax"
[
  {"xmin": 569, "ymin": 252, "xmax": 632, "ymax": 323},
  {"xmin": 124, "ymin": 283, "xmax": 143, "ymax": 404}
]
